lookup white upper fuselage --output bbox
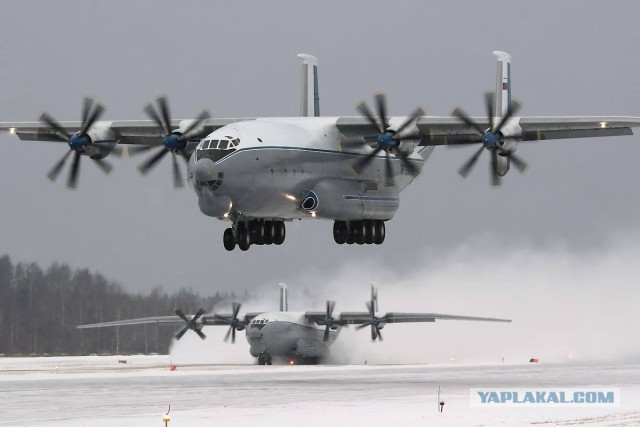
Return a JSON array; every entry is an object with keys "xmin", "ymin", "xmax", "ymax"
[{"xmin": 188, "ymin": 117, "xmax": 424, "ymax": 221}]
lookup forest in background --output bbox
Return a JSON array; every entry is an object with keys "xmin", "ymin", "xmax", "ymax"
[{"xmin": 0, "ymin": 255, "xmax": 245, "ymax": 356}]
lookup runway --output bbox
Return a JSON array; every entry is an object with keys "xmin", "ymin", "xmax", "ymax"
[{"xmin": 1, "ymin": 355, "xmax": 639, "ymax": 426}]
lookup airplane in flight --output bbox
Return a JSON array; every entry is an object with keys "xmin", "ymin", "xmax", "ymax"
[
  {"xmin": 77, "ymin": 284, "xmax": 511, "ymax": 365},
  {"xmin": 2, "ymin": 51, "xmax": 639, "ymax": 251}
]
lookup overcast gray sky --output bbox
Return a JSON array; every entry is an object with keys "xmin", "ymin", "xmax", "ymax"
[{"xmin": 1, "ymin": 0, "xmax": 640, "ymax": 297}]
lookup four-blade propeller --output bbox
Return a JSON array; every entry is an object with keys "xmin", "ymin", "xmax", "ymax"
[
  {"xmin": 40, "ymin": 97, "xmax": 112, "ymax": 189},
  {"xmin": 322, "ymin": 300, "xmax": 340, "ymax": 342},
  {"xmin": 353, "ymin": 93, "xmax": 425, "ymax": 187},
  {"xmin": 451, "ymin": 93, "xmax": 527, "ymax": 187},
  {"xmin": 174, "ymin": 308, "xmax": 206, "ymax": 340},
  {"xmin": 214, "ymin": 302, "xmax": 245, "ymax": 344},
  {"xmin": 355, "ymin": 298, "xmax": 383, "ymax": 341},
  {"xmin": 130, "ymin": 96, "xmax": 211, "ymax": 189}
]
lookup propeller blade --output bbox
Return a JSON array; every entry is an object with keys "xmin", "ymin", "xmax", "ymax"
[
  {"xmin": 392, "ymin": 147, "xmax": 419, "ymax": 176},
  {"xmin": 375, "ymin": 325, "xmax": 383, "ymax": 341},
  {"xmin": 356, "ymin": 322, "xmax": 371, "ymax": 330},
  {"xmin": 81, "ymin": 97, "xmax": 93, "ymax": 126},
  {"xmin": 457, "ymin": 146, "xmax": 485, "ymax": 178},
  {"xmin": 46, "ymin": 149, "xmax": 73, "ymax": 182},
  {"xmin": 490, "ymin": 150, "xmax": 502, "ymax": 187},
  {"xmin": 374, "ymin": 93, "xmax": 389, "ymax": 132},
  {"xmin": 66, "ymin": 151, "xmax": 81, "ymax": 189},
  {"xmin": 323, "ymin": 325, "xmax": 330, "ymax": 342},
  {"xmin": 79, "ymin": 102, "xmax": 105, "ymax": 137},
  {"xmin": 192, "ymin": 308, "xmax": 205, "ymax": 323},
  {"xmin": 371, "ymin": 325, "xmax": 377, "ymax": 341},
  {"xmin": 109, "ymin": 145, "xmax": 126, "ymax": 158},
  {"xmin": 92, "ymin": 158, "xmax": 113, "ymax": 175},
  {"xmin": 224, "ymin": 326, "xmax": 232, "ymax": 342},
  {"xmin": 394, "ymin": 106, "xmax": 425, "ymax": 137},
  {"xmin": 384, "ymin": 152, "xmax": 394, "ymax": 187},
  {"xmin": 353, "ymin": 147, "xmax": 382, "ymax": 173},
  {"xmin": 174, "ymin": 309, "xmax": 189, "ymax": 323},
  {"xmin": 450, "ymin": 107, "xmax": 485, "ymax": 136},
  {"xmin": 39, "ymin": 112, "xmax": 72, "ymax": 140},
  {"xmin": 137, "ymin": 148, "xmax": 169, "ymax": 175},
  {"xmin": 195, "ymin": 328, "xmax": 206, "ymax": 340},
  {"xmin": 175, "ymin": 326, "xmax": 189, "ymax": 340},
  {"xmin": 494, "ymin": 101, "xmax": 522, "ymax": 135},
  {"xmin": 366, "ymin": 300, "xmax": 374, "ymax": 317},
  {"xmin": 231, "ymin": 327, "xmax": 236, "ymax": 344},
  {"xmin": 485, "ymin": 91, "xmax": 495, "ymax": 132},
  {"xmin": 171, "ymin": 153, "xmax": 184, "ymax": 189},
  {"xmin": 357, "ymin": 101, "xmax": 383, "ymax": 134},
  {"xmin": 179, "ymin": 110, "xmax": 212, "ymax": 141},
  {"xmin": 232, "ymin": 302, "xmax": 241, "ymax": 319},
  {"xmin": 510, "ymin": 152, "xmax": 528, "ymax": 173},
  {"xmin": 157, "ymin": 96, "xmax": 173, "ymax": 136},
  {"xmin": 143, "ymin": 102, "xmax": 167, "ymax": 134}
]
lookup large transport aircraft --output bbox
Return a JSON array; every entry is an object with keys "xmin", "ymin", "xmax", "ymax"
[
  {"xmin": 2, "ymin": 51, "xmax": 639, "ymax": 251},
  {"xmin": 77, "ymin": 284, "xmax": 511, "ymax": 365}
]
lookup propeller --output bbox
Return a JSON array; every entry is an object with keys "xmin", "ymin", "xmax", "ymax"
[
  {"xmin": 174, "ymin": 308, "xmax": 206, "ymax": 340},
  {"xmin": 214, "ymin": 302, "xmax": 244, "ymax": 344},
  {"xmin": 131, "ymin": 96, "xmax": 211, "ymax": 189},
  {"xmin": 322, "ymin": 300, "xmax": 340, "ymax": 342},
  {"xmin": 352, "ymin": 93, "xmax": 425, "ymax": 187},
  {"xmin": 40, "ymin": 97, "xmax": 112, "ymax": 189},
  {"xmin": 356, "ymin": 298, "xmax": 383, "ymax": 342},
  {"xmin": 451, "ymin": 92, "xmax": 527, "ymax": 186}
]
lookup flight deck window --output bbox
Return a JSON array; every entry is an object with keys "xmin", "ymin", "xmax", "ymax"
[{"xmin": 218, "ymin": 140, "xmax": 228, "ymax": 150}]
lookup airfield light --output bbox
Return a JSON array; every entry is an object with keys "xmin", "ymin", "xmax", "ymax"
[
  {"xmin": 450, "ymin": 356, "xmax": 456, "ymax": 364},
  {"xmin": 600, "ymin": 121, "xmax": 608, "ymax": 128},
  {"xmin": 289, "ymin": 360, "xmax": 295, "ymax": 366},
  {"xmin": 9, "ymin": 127, "xmax": 15, "ymax": 134}
]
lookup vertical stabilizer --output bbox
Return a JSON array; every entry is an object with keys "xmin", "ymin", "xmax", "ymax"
[
  {"xmin": 297, "ymin": 54, "xmax": 320, "ymax": 117},
  {"xmin": 371, "ymin": 284, "xmax": 378, "ymax": 312},
  {"xmin": 493, "ymin": 51, "xmax": 512, "ymax": 118},
  {"xmin": 279, "ymin": 283, "xmax": 288, "ymax": 312}
]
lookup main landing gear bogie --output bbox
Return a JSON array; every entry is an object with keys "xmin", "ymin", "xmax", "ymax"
[
  {"xmin": 333, "ymin": 220, "xmax": 385, "ymax": 245},
  {"xmin": 223, "ymin": 220, "xmax": 286, "ymax": 252}
]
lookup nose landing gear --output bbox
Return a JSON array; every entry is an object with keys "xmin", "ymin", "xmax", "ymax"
[
  {"xmin": 333, "ymin": 220, "xmax": 385, "ymax": 245},
  {"xmin": 223, "ymin": 220, "xmax": 286, "ymax": 251}
]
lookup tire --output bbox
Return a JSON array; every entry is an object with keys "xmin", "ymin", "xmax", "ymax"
[
  {"xmin": 333, "ymin": 221, "xmax": 347, "ymax": 244},
  {"xmin": 364, "ymin": 220, "xmax": 374, "ymax": 244},
  {"xmin": 374, "ymin": 220, "xmax": 385, "ymax": 245},
  {"xmin": 223, "ymin": 228, "xmax": 236, "ymax": 251},
  {"xmin": 274, "ymin": 221, "xmax": 286, "ymax": 245},
  {"xmin": 237, "ymin": 227, "xmax": 251, "ymax": 251},
  {"xmin": 263, "ymin": 221, "xmax": 274, "ymax": 245},
  {"xmin": 352, "ymin": 221, "xmax": 365, "ymax": 245},
  {"xmin": 249, "ymin": 221, "xmax": 264, "ymax": 245}
]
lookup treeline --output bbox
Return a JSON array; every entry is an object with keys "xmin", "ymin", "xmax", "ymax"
[{"xmin": 0, "ymin": 255, "xmax": 245, "ymax": 356}]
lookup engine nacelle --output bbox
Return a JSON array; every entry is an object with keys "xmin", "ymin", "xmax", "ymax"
[{"xmin": 84, "ymin": 123, "xmax": 119, "ymax": 159}]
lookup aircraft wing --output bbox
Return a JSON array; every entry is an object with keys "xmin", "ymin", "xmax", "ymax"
[
  {"xmin": 76, "ymin": 311, "xmax": 263, "ymax": 329},
  {"xmin": 305, "ymin": 311, "xmax": 511, "ymax": 325},
  {"xmin": 336, "ymin": 116, "xmax": 640, "ymax": 146},
  {"xmin": 0, "ymin": 118, "xmax": 247, "ymax": 146}
]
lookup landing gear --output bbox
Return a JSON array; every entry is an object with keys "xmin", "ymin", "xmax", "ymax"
[
  {"xmin": 333, "ymin": 220, "xmax": 386, "ymax": 245},
  {"xmin": 223, "ymin": 220, "xmax": 286, "ymax": 251},
  {"xmin": 258, "ymin": 352, "xmax": 272, "ymax": 365}
]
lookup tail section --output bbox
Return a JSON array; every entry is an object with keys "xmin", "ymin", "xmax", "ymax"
[
  {"xmin": 493, "ymin": 51, "xmax": 512, "ymax": 118},
  {"xmin": 279, "ymin": 283, "xmax": 288, "ymax": 312},
  {"xmin": 297, "ymin": 54, "xmax": 320, "ymax": 117}
]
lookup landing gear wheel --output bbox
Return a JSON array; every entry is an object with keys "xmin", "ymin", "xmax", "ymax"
[
  {"xmin": 333, "ymin": 221, "xmax": 348, "ymax": 244},
  {"xmin": 374, "ymin": 220, "xmax": 385, "ymax": 245},
  {"xmin": 258, "ymin": 354, "xmax": 265, "ymax": 365},
  {"xmin": 237, "ymin": 223, "xmax": 251, "ymax": 251},
  {"xmin": 223, "ymin": 228, "xmax": 236, "ymax": 251},
  {"xmin": 249, "ymin": 221, "xmax": 265, "ymax": 245},
  {"xmin": 263, "ymin": 221, "xmax": 274, "ymax": 245},
  {"xmin": 266, "ymin": 354, "xmax": 272, "ymax": 365},
  {"xmin": 274, "ymin": 221, "xmax": 286, "ymax": 245},
  {"xmin": 364, "ymin": 220, "xmax": 375, "ymax": 244},
  {"xmin": 352, "ymin": 221, "xmax": 365, "ymax": 245}
]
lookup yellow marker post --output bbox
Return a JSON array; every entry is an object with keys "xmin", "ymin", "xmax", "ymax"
[{"xmin": 163, "ymin": 405, "xmax": 171, "ymax": 427}]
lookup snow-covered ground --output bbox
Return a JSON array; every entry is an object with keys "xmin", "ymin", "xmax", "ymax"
[{"xmin": 1, "ymin": 355, "xmax": 638, "ymax": 426}]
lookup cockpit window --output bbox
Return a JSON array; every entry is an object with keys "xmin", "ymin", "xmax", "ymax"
[
  {"xmin": 195, "ymin": 136, "xmax": 240, "ymax": 161},
  {"xmin": 218, "ymin": 140, "xmax": 228, "ymax": 150}
]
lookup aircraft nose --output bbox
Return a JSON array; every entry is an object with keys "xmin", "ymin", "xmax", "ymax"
[{"xmin": 194, "ymin": 158, "xmax": 218, "ymax": 182}]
